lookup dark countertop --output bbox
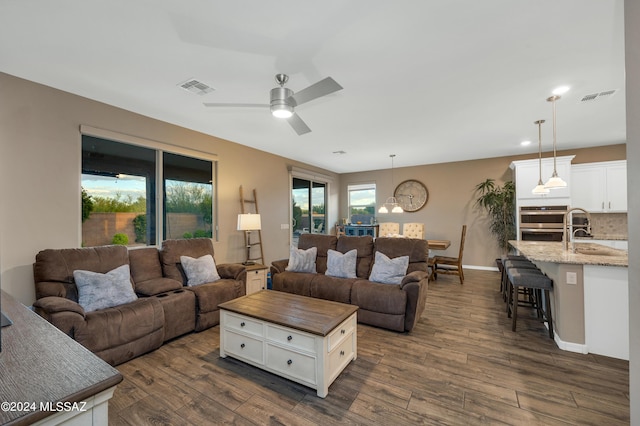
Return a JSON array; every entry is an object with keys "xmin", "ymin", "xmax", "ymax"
[{"xmin": 0, "ymin": 290, "xmax": 122, "ymax": 425}]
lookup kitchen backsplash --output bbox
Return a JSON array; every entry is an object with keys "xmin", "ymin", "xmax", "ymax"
[{"xmin": 576, "ymin": 213, "xmax": 628, "ymax": 239}]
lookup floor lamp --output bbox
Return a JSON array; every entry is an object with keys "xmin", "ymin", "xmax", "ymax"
[{"xmin": 237, "ymin": 213, "xmax": 261, "ymax": 265}]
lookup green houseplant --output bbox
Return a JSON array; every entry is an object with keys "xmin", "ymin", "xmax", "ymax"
[{"xmin": 473, "ymin": 178, "xmax": 516, "ymax": 253}]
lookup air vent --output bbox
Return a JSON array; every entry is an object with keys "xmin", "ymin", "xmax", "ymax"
[
  {"xmin": 579, "ymin": 89, "xmax": 617, "ymax": 103},
  {"xmin": 178, "ymin": 79, "xmax": 215, "ymax": 96}
]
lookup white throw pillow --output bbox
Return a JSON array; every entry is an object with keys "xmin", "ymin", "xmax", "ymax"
[
  {"xmin": 325, "ymin": 249, "xmax": 357, "ymax": 279},
  {"xmin": 369, "ymin": 251, "xmax": 410, "ymax": 285},
  {"xmin": 285, "ymin": 246, "xmax": 317, "ymax": 273},
  {"xmin": 73, "ymin": 264, "xmax": 138, "ymax": 312},
  {"xmin": 180, "ymin": 254, "xmax": 220, "ymax": 286}
]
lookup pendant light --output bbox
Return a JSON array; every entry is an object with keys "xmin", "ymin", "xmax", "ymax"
[
  {"xmin": 532, "ymin": 119, "xmax": 550, "ymax": 195},
  {"xmin": 544, "ymin": 95, "xmax": 567, "ymax": 189},
  {"xmin": 378, "ymin": 154, "xmax": 403, "ymax": 214}
]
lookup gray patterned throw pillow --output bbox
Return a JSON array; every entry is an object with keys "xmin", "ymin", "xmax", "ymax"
[
  {"xmin": 180, "ymin": 254, "xmax": 220, "ymax": 286},
  {"xmin": 73, "ymin": 264, "xmax": 138, "ymax": 312},
  {"xmin": 325, "ymin": 249, "xmax": 357, "ymax": 278},
  {"xmin": 285, "ymin": 246, "xmax": 317, "ymax": 273},
  {"xmin": 369, "ymin": 251, "xmax": 409, "ymax": 285}
]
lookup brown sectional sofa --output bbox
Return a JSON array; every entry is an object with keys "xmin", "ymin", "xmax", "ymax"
[
  {"xmin": 33, "ymin": 238, "xmax": 246, "ymax": 366},
  {"xmin": 270, "ymin": 234, "xmax": 429, "ymax": 332}
]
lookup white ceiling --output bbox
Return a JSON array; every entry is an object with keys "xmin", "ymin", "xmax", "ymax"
[{"xmin": 0, "ymin": 0, "xmax": 626, "ymax": 173}]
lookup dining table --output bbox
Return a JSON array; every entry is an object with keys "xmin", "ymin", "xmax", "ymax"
[{"xmin": 427, "ymin": 239, "xmax": 451, "ymax": 251}]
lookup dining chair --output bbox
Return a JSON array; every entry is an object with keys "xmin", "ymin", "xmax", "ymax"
[
  {"xmin": 433, "ymin": 225, "xmax": 467, "ymax": 284},
  {"xmin": 378, "ymin": 222, "xmax": 400, "ymax": 237},
  {"xmin": 402, "ymin": 223, "xmax": 425, "ymax": 239}
]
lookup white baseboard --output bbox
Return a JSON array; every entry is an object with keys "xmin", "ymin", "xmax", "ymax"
[
  {"xmin": 462, "ymin": 265, "xmax": 499, "ymax": 272},
  {"xmin": 554, "ymin": 333, "xmax": 588, "ymax": 354}
]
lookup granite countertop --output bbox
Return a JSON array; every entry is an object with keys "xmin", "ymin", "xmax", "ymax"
[
  {"xmin": 508, "ymin": 240, "xmax": 628, "ymax": 267},
  {"xmin": 575, "ymin": 234, "xmax": 628, "ymax": 241}
]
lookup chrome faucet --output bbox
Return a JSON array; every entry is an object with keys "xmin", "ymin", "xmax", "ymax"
[{"xmin": 563, "ymin": 207, "xmax": 592, "ymax": 251}]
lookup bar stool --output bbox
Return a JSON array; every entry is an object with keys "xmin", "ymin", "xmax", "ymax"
[
  {"xmin": 506, "ymin": 267, "xmax": 554, "ymax": 339},
  {"xmin": 501, "ymin": 258, "xmax": 538, "ymax": 302}
]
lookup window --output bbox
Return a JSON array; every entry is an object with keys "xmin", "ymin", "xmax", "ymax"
[
  {"xmin": 289, "ymin": 167, "xmax": 332, "ymax": 246},
  {"xmin": 348, "ymin": 183, "xmax": 376, "ymax": 224},
  {"xmin": 81, "ymin": 130, "xmax": 215, "ymax": 247}
]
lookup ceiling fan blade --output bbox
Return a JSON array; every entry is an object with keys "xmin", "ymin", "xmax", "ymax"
[
  {"xmin": 289, "ymin": 77, "xmax": 343, "ymax": 106},
  {"xmin": 203, "ymin": 102, "xmax": 269, "ymax": 108},
  {"xmin": 287, "ymin": 113, "xmax": 311, "ymax": 135}
]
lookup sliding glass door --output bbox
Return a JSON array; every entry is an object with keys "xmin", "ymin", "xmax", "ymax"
[{"xmin": 292, "ymin": 177, "xmax": 326, "ymax": 245}]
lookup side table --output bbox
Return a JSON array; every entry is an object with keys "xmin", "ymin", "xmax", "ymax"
[{"xmin": 243, "ymin": 263, "xmax": 269, "ymax": 294}]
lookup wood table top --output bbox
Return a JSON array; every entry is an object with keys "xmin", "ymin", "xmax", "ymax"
[
  {"xmin": 218, "ymin": 290, "xmax": 358, "ymax": 336},
  {"xmin": 427, "ymin": 239, "xmax": 451, "ymax": 251},
  {"xmin": 0, "ymin": 290, "xmax": 123, "ymax": 426}
]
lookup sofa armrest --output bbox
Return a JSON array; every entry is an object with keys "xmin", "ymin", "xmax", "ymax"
[
  {"xmin": 400, "ymin": 270, "xmax": 428, "ymax": 288},
  {"xmin": 34, "ymin": 296, "xmax": 86, "ymax": 317},
  {"xmin": 399, "ymin": 273, "xmax": 428, "ymax": 332},
  {"xmin": 33, "ymin": 296, "xmax": 86, "ymax": 337},
  {"xmin": 217, "ymin": 263, "xmax": 247, "ymax": 282},
  {"xmin": 271, "ymin": 259, "xmax": 289, "ymax": 274}
]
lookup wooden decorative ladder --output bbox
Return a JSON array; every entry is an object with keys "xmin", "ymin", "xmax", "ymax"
[{"xmin": 239, "ymin": 185, "xmax": 264, "ymax": 265}]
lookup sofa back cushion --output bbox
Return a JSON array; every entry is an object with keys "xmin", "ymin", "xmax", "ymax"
[
  {"xmin": 373, "ymin": 237, "xmax": 429, "ymax": 274},
  {"xmin": 33, "ymin": 245, "xmax": 130, "ymax": 301},
  {"xmin": 128, "ymin": 247, "xmax": 163, "ymax": 283},
  {"xmin": 297, "ymin": 234, "xmax": 337, "ymax": 274},
  {"xmin": 336, "ymin": 236, "xmax": 374, "ymax": 278},
  {"xmin": 160, "ymin": 238, "xmax": 215, "ymax": 285}
]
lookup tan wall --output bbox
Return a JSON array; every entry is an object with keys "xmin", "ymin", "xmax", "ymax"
[
  {"xmin": 0, "ymin": 72, "xmax": 339, "ymax": 305},
  {"xmin": 625, "ymin": 0, "xmax": 640, "ymax": 421},
  {"xmin": 340, "ymin": 144, "xmax": 626, "ymax": 269}
]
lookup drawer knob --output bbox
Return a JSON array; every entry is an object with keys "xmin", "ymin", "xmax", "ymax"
[
  {"xmin": 287, "ymin": 359, "xmax": 293, "ymax": 365},
  {"xmin": 341, "ymin": 329, "xmax": 345, "ymax": 335},
  {"xmin": 340, "ymin": 350, "xmax": 345, "ymax": 356},
  {"xmin": 240, "ymin": 343, "xmax": 245, "ymax": 349},
  {"xmin": 287, "ymin": 335, "xmax": 293, "ymax": 341},
  {"xmin": 240, "ymin": 322, "xmax": 246, "ymax": 327}
]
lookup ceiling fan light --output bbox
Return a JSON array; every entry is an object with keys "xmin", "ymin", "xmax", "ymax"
[{"xmin": 271, "ymin": 104, "xmax": 293, "ymax": 118}]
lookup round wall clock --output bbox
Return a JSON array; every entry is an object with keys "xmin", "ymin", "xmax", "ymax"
[{"xmin": 394, "ymin": 179, "xmax": 429, "ymax": 212}]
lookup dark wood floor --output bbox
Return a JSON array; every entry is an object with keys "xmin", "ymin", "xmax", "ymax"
[{"xmin": 108, "ymin": 269, "xmax": 629, "ymax": 425}]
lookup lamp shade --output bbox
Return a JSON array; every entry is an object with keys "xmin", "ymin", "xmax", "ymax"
[{"xmin": 237, "ymin": 214, "xmax": 261, "ymax": 231}]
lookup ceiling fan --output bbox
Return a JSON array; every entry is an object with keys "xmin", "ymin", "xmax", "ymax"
[{"xmin": 204, "ymin": 74, "xmax": 343, "ymax": 135}]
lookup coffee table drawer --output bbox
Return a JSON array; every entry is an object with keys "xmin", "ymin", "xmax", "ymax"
[
  {"xmin": 327, "ymin": 315, "xmax": 356, "ymax": 351},
  {"xmin": 329, "ymin": 335, "xmax": 354, "ymax": 378},
  {"xmin": 266, "ymin": 343, "xmax": 316, "ymax": 385},
  {"xmin": 223, "ymin": 330, "xmax": 264, "ymax": 365},
  {"xmin": 222, "ymin": 311, "xmax": 264, "ymax": 338},
  {"xmin": 266, "ymin": 324, "xmax": 315, "ymax": 353}
]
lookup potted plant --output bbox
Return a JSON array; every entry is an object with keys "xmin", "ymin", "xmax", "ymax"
[{"xmin": 473, "ymin": 178, "xmax": 516, "ymax": 256}]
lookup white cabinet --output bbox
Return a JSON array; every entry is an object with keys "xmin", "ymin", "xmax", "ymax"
[
  {"xmin": 571, "ymin": 161, "xmax": 627, "ymax": 212},
  {"xmin": 510, "ymin": 156, "xmax": 574, "ymax": 200},
  {"xmin": 245, "ymin": 264, "xmax": 268, "ymax": 294}
]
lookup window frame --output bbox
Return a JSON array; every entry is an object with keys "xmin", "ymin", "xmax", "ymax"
[
  {"xmin": 347, "ymin": 183, "xmax": 377, "ymax": 224},
  {"xmin": 80, "ymin": 125, "xmax": 218, "ymax": 246}
]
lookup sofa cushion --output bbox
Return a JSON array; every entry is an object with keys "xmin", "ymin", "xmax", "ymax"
[
  {"xmin": 325, "ymin": 249, "xmax": 357, "ymax": 279},
  {"xmin": 286, "ymin": 246, "xmax": 317, "ymax": 273},
  {"xmin": 309, "ymin": 275, "xmax": 355, "ymax": 304},
  {"xmin": 73, "ymin": 264, "xmax": 138, "ymax": 312},
  {"xmin": 374, "ymin": 237, "xmax": 429, "ymax": 274},
  {"xmin": 34, "ymin": 245, "xmax": 130, "ymax": 301},
  {"xmin": 298, "ymin": 234, "xmax": 337, "ymax": 273},
  {"xmin": 272, "ymin": 271, "xmax": 315, "ymax": 296},
  {"xmin": 128, "ymin": 247, "xmax": 164, "ymax": 283},
  {"xmin": 134, "ymin": 277, "xmax": 183, "ymax": 296},
  {"xmin": 160, "ymin": 238, "xmax": 216, "ymax": 285},
  {"xmin": 351, "ymin": 279, "xmax": 408, "ymax": 315},
  {"xmin": 369, "ymin": 251, "xmax": 409, "ymax": 285},
  {"xmin": 336, "ymin": 236, "xmax": 374, "ymax": 278},
  {"xmin": 180, "ymin": 254, "xmax": 220, "ymax": 286}
]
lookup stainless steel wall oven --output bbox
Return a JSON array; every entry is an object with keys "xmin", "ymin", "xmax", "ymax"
[{"xmin": 519, "ymin": 205, "xmax": 568, "ymax": 242}]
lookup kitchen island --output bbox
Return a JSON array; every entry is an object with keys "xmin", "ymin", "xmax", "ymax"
[{"xmin": 508, "ymin": 240, "xmax": 629, "ymax": 360}]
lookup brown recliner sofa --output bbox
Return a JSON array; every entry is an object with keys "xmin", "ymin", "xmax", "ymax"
[
  {"xmin": 270, "ymin": 234, "xmax": 429, "ymax": 332},
  {"xmin": 33, "ymin": 238, "xmax": 246, "ymax": 366}
]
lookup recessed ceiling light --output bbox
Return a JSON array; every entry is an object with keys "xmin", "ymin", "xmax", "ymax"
[
  {"xmin": 521, "ymin": 140, "xmax": 531, "ymax": 146},
  {"xmin": 552, "ymin": 86, "xmax": 570, "ymax": 95},
  {"xmin": 332, "ymin": 150, "xmax": 347, "ymax": 154}
]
